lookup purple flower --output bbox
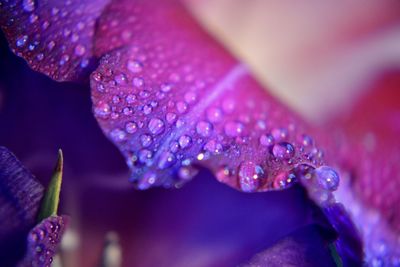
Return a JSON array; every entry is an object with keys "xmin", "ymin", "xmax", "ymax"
[
  {"xmin": 0, "ymin": 147, "xmax": 67, "ymax": 266},
  {"xmin": 0, "ymin": 0, "xmax": 399, "ymax": 266}
]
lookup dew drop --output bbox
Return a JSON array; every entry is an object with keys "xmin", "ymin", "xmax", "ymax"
[
  {"xmin": 22, "ymin": 0, "xmax": 36, "ymax": 12},
  {"xmin": 110, "ymin": 129, "xmax": 126, "ymax": 142},
  {"xmin": 273, "ymin": 171, "xmax": 297, "ymax": 189},
  {"xmin": 94, "ymin": 102, "xmax": 111, "ymax": 118},
  {"xmin": 224, "ymin": 122, "xmax": 244, "ymax": 137},
  {"xmin": 138, "ymin": 149, "xmax": 152, "ymax": 163},
  {"xmin": 184, "ymin": 92, "xmax": 197, "ymax": 103},
  {"xmin": 206, "ymin": 107, "xmax": 223, "ymax": 123},
  {"xmin": 125, "ymin": 94, "xmax": 136, "ymax": 104},
  {"xmin": 271, "ymin": 128, "xmax": 288, "ymax": 141},
  {"xmin": 178, "ymin": 135, "xmax": 191, "ymax": 149},
  {"xmin": 166, "ymin": 113, "xmax": 177, "ymax": 124},
  {"xmin": 259, "ymin": 134, "xmax": 274, "ymax": 147},
  {"xmin": 47, "ymin": 41, "xmax": 55, "ymax": 51},
  {"xmin": 178, "ymin": 166, "xmax": 198, "ymax": 180},
  {"xmin": 161, "ymin": 83, "xmax": 173, "ymax": 92},
  {"xmin": 204, "ymin": 140, "xmax": 222, "ymax": 154},
  {"xmin": 158, "ymin": 152, "xmax": 176, "ymax": 169},
  {"xmin": 238, "ymin": 161, "xmax": 264, "ymax": 192},
  {"xmin": 148, "ymin": 118, "xmax": 165, "ymax": 135},
  {"xmin": 16, "ymin": 35, "xmax": 28, "ymax": 47},
  {"xmin": 222, "ymin": 99, "xmax": 235, "ymax": 113},
  {"xmin": 114, "ymin": 73, "xmax": 127, "ymax": 85},
  {"xmin": 74, "ymin": 44, "xmax": 86, "ymax": 56},
  {"xmin": 133, "ymin": 77, "xmax": 144, "ymax": 87},
  {"xmin": 176, "ymin": 101, "xmax": 188, "ymax": 114},
  {"xmin": 196, "ymin": 121, "xmax": 213, "ymax": 137},
  {"xmin": 143, "ymin": 105, "xmax": 153, "ymax": 115},
  {"xmin": 125, "ymin": 122, "xmax": 138, "ymax": 134},
  {"xmin": 127, "ymin": 60, "xmax": 143, "ymax": 73},
  {"xmin": 272, "ymin": 142, "xmax": 295, "ymax": 160},
  {"xmin": 140, "ymin": 134, "xmax": 153, "ymax": 147},
  {"xmin": 314, "ymin": 166, "xmax": 340, "ymax": 191}
]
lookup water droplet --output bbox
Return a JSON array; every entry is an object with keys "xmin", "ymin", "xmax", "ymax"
[
  {"xmin": 205, "ymin": 108, "xmax": 222, "ymax": 124},
  {"xmin": 59, "ymin": 54, "xmax": 70, "ymax": 66},
  {"xmin": 127, "ymin": 60, "xmax": 143, "ymax": 73},
  {"xmin": 138, "ymin": 149, "xmax": 152, "ymax": 163},
  {"xmin": 271, "ymin": 128, "xmax": 288, "ymax": 141},
  {"xmin": 204, "ymin": 140, "xmax": 222, "ymax": 154},
  {"xmin": 74, "ymin": 44, "xmax": 86, "ymax": 56},
  {"xmin": 47, "ymin": 41, "xmax": 55, "ymax": 51},
  {"xmin": 184, "ymin": 92, "xmax": 197, "ymax": 103},
  {"xmin": 238, "ymin": 161, "xmax": 264, "ymax": 192},
  {"xmin": 140, "ymin": 134, "xmax": 153, "ymax": 147},
  {"xmin": 36, "ymin": 53, "xmax": 44, "ymax": 61},
  {"xmin": 158, "ymin": 152, "xmax": 175, "ymax": 169},
  {"xmin": 273, "ymin": 171, "xmax": 297, "ymax": 189},
  {"xmin": 16, "ymin": 35, "xmax": 28, "ymax": 47},
  {"xmin": 222, "ymin": 99, "xmax": 235, "ymax": 113},
  {"xmin": 260, "ymin": 134, "xmax": 274, "ymax": 146},
  {"xmin": 161, "ymin": 83, "xmax": 173, "ymax": 92},
  {"xmin": 178, "ymin": 166, "xmax": 198, "ymax": 180},
  {"xmin": 137, "ymin": 172, "xmax": 157, "ymax": 190},
  {"xmin": 224, "ymin": 122, "xmax": 244, "ymax": 137},
  {"xmin": 314, "ymin": 166, "xmax": 340, "ymax": 191},
  {"xmin": 178, "ymin": 135, "xmax": 191, "ymax": 149},
  {"xmin": 176, "ymin": 101, "xmax": 187, "ymax": 114},
  {"xmin": 272, "ymin": 142, "xmax": 295, "ymax": 160},
  {"xmin": 110, "ymin": 129, "xmax": 126, "ymax": 142},
  {"xmin": 148, "ymin": 118, "xmax": 165, "ymax": 135},
  {"xmin": 22, "ymin": 0, "xmax": 36, "ymax": 12},
  {"xmin": 166, "ymin": 113, "xmax": 177, "ymax": 124},
  {"xmin": 114, "ymin": 73, "xmax": 127, "ymax": 85},
  {"xmin": 125, "ymin": 122, "xmax": 138, "ymax": 134},
  {"xmin": 143, "ymin": 105, "xmax": 153, "ymax": 115},
  {"xmin": 94, "ymin": 102, "xmax": 111, "ymax": 118},
  {"xmin": 196, "ymin": 121, "xmax": 213, "ymax": 137},
  {"xmin": 133, "ymin": 77, "xmax": 144, "ymax": 87},
  {"xmin": 123, "ymin": 107, "xmax": 133, "ymax": 116},
  {"xmin": 126, "ymin": 94, "xmax": 136, "ymax": 104},
  {"xmin": 29, "ymin": 14, "xmax": 38, "ymax": 23}
]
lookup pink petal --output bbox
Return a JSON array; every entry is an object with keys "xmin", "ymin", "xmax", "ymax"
[
  {"xmin": 91, "ymin": 0, "xmax": 330, "ymax": 192},
  {"xmin": 0, "ymin": 0, "xmax": 109, "ymax": 81}
]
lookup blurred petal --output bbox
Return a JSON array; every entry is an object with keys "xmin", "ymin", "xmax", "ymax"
[
  {"xmin": 18, "ymin": 215, "xmax": 68, "ymax": 267},
  {"xmin": 326, "ymin": 72, "xmax": 400, "ymax": 265},
  {"xmin": 0, "ymin": 146, "xmax": 44, "ymax": 266},
  {"xmin": 240, "ymin": 225, "xmax": 337, "ymax": 267},
  {"xmin": 0, "ymin": 0, "xmax": 110, "ymax": 81},
  {"xmin": 91, "ymin": 0, "xmax": 328, "ymax": 192}
]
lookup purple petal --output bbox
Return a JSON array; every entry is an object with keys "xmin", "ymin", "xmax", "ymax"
[
  {"xmin": 17, "ymin": 215, "xmax": 68, "ymax": 267},
  {"xmin": 240, "ymin": 225, "xmax": 337, "ymax": 267},
  {"xmin": 0, "ymin": 146, "xmax": 44, "ymax": 266},
  {"xmin": 0, "ymin": 0, "xmax": 110, "ymax": 81},
  {"xmin": 91, "ymin": 0, "xmax": 328, "ymax": 192}
]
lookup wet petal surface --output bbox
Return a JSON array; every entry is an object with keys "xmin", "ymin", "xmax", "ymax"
[
  {"xmin": 91, "ymin": 0, "xmax": 329, "ymax": 191},
  {"xmin": 0, "ymin": 0, "xmax": 109, "ymax": 81},
  {"xmin": 17, "ymin": 215, "xmax": 68, "ymax": 267}
]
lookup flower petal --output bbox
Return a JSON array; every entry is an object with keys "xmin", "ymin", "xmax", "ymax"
[
  {"xmin": 91, "ymin": 0, "xmax": 327, "ymax": 191},
  {"xmin": 240, "ymin": 225, "xmax": 337, "ymax": 267},
  {"xmin": 0, "ymin": 0, "xmax": 110, "ymax": 81},
  {"xmin": 0, "ymin": 146, "xmax": 44, "ymax": 266},
  {"xmin": 17, "ymin": 215, "xmax": 68, "ymax": 267},
  {"xmin": 326, "ymin": 72, "xmax": 400, "ymax": 264}
]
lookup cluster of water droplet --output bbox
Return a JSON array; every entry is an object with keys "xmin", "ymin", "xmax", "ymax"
[
  {"xmin": 1, "ymin": 0, "xmax": 107, "ymax": 80},
  {"xmin": 26, "ymin": 216, "xmax": 65, "ymax": 267}
]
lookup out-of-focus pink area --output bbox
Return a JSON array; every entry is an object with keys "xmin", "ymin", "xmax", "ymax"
[{"xmin": 187, "ymin": 0, "xmax": 400, "ymax": 122}]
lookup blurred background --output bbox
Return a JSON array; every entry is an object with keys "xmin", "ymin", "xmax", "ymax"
[{"xmin": 1, "ymin": 0, "xmax": 400, "ymax": 266}]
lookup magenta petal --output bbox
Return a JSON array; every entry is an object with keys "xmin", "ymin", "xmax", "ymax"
[
  {"xmin": 0, "ymin": 0, "xmax": 110, "ymax": 81},
  {"xmin": 17, "ymin": 215, "xmax": 68, "ymax": 267},
  {"xmin": 91, "ymin": 0, "xmax": 328, "ymax": 191}
]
